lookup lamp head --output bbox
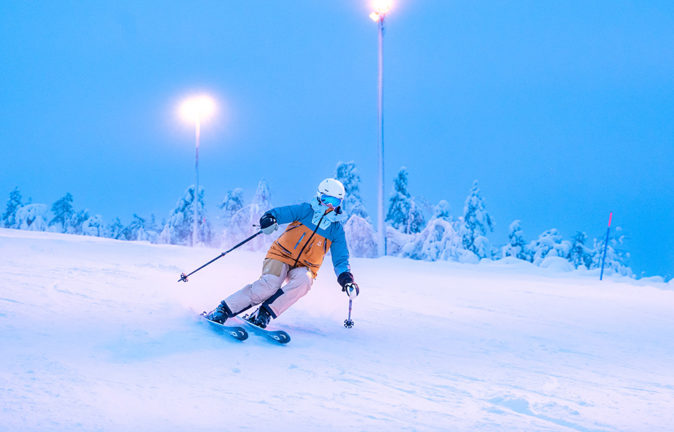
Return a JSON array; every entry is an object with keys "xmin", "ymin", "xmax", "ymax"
[
  {"xmin": 179, "ymin": 94, "xmax": 216, "ymax": 124},
  {"xmin": 370, "ymin": 0, "xmax": 392, "ymax": 20}
]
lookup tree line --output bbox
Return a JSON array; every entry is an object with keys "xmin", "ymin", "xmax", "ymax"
[{"xmin": 1, "ymin": 161, "xmax": 631, "ymax": 277}]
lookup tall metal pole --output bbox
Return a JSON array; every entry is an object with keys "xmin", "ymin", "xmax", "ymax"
[
  {"xmin": 193, "ymin": 119, "xmax": 201, "ymax": 247},
  {"xmin": 376, "ymin": 15, "xmax": 386, "ymax": 256}
]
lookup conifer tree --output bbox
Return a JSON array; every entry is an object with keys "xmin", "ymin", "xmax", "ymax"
[
  {"xmin": 568, "ymin": 231, "xmax": 592, "ymax": 269},
  {"xmin": 50, "ymin": 193, "xmax": 75, "ymax": 233},
  {"xmin": 123, "ymin": 214, "xmax": 148, "ymax": 241},
  {"xmin": 528, "ymin": 229, "xmax": 571, "ymax": 266},
  {"xmin": 502, "ymin": 220, "xmax": 531, "ymax": 261},
  {"xmin": 386, "ymin": 167, "xmax": 425, "ymax": 234},
  {"xmin": 433, "ymin": 200, "xmax": 451, "ymax": 221},
  {"xmin": 590, "ymin": 226, "xmax": 632, "ymax": 277},
  {"xmin": 401, "ymin": 217, "xmax": 467, "ymax": 262},
  {"xmin": 15, "ymin": 204, "xmax": 49, "ymax": 231},
  {"xmin": 335, "ymin": 161, "xmax": 369, "ymax": 220},
  {"xmin": 160, "ymin": 186, "xmax": 211, "ymax": 245},
  {"xmin": 2, "ymin": 187, "xmax": 23, "ymax": 228},
  {"xmin": 81, "ymin": 214, "xmax": 105, "ymax": 237},
  {"xmin": 219, "ymin": 188, "xmax": 244, "ymax": 226},
  {"xmin": 68, "ymin": 209, "xmax": 90, "ymax": 234},
  {"xmin": 226, "ymin": 180, "xmax": 272, "ymax": 250},
  {"xmin": 107, "ymin": 217, "xmax": 125, "ymax": 240},
  {"xmin": 462, "ymin": 181, "xmax": 494, "ymax": 258}
]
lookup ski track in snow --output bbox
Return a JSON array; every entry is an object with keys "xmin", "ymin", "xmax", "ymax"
[{"xmin": 1, "ymin": 228, "xmax": 673, "ymax": 431}]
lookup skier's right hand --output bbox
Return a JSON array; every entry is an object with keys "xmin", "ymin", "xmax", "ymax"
[
  {"xmin": 260, "ymin": 213, "xmax": 278, "ymax": 235},
  {"xmin": 338, "ymin": 272, "xmax": 359, "ymax": 299}
]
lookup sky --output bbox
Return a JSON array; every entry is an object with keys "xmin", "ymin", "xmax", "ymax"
[{"xmin": 1, "ymin": 0, "xmax": 672, "ymax": 279}]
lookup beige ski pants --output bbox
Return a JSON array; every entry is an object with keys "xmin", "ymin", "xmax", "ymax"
[{"xmin": 224, "ymin": 258, "xmax": 314, "ymax": 318}]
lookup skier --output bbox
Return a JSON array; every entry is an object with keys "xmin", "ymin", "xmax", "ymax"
[{"xmin": 206, "ymin": 178, "xmax": 360, "ymax": 328}]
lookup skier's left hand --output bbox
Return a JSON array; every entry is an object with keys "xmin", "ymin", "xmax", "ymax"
[
  {"xmin": 259, "ymin": 213, "xmax": 278, "ymax": 235},
  {"xmin": 342, "ymin": 282, "xmax": 359, "ymax": 299}
]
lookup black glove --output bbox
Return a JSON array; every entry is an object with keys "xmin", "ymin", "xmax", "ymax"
[
  {"xmin": 343, "ymin": 283, "xmax": 359, "ymax": 299},
  {"xmin": 338, "ymin": 272, "xmax": 359, "ymax": 299},
  {"xmin": 259, "ymin": 213, "xmax": 278, "ymax": 234}
]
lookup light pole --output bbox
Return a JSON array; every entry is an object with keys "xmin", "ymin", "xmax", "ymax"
[
  {"xmin": 179, "ymin": 94, "xmax": 216, "ymax": 247},
  {"xmin": 370, "ymin": 0, "xmax": 392, "ymax": 256}
]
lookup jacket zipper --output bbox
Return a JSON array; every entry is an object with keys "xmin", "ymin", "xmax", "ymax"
[
  {"xmin": 293, "ymin": 210, "xmax": 329, "ymax": 268},
  {"xmin": 293, "ymin": 233, "xmax": 306, "ymax": 249}
]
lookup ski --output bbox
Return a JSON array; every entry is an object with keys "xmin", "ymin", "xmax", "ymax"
[
  {"xmin": 200, "ymin": 312, "xmax": 248, "ymax": 341},
  {"xmin": 235, "ymin": 316, "xmax": 291, "ymax": 344}
]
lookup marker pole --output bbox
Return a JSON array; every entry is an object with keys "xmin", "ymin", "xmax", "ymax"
[{"xmin": 599, "ymin": 212, "xmax": 613, "ymax": 281}]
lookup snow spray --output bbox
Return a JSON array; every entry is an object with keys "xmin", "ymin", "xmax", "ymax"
[{"xmin": 599, "ymin": 212, "xmax": 613, "ymax": 281}]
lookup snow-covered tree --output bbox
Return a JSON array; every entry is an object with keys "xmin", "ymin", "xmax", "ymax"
[
  {"xmin": 335, "ymin": 161, "xmax": 369, "ymax": 220},
  {"xmin": 502, "ymin": 220, "xmax": 532, "ymax": 261},
  {"xmin": 219, "ymin": 188, "xmax": 244, "ymax": 226},
  {"xmin": 50, "ymin": 193, "xmax": 75, "ymax": 233},
  {"xmin": 124, "ymin": 215, "xmax": 143, "ymax": 241},
  {"xmin": 146, "ymin": 214, "xmax": 162, "ymax": 243},
  {"xmin": 15, "ymin": 204, "xmax": 49, "ymax": 231},
  {"xmin": 107, "ymin": 217, "xmax": 125, "ymax": 240},
  {"xmin": 160, "ymin": 186, "xmax": 211, "ymax": 245},
  {"xmin": 67, "ymin": 209, "xmax": 90, "ymax": 235},
  {"xmin": 528, "ymin": 229, "xmax": 571, "ymax": 266},
  {"xmin": 462, "ymin": 181, "xmax": 494, "ymax": 259},
  {"xmin": 123, "ymin": 214, "xmax": 156, "ymax": 242},
  {"xmin": 568, "ymin": 231, "xmax": 593, "ymax": 269},
  {"xmin": 256, "ymin": 180, "xmax": 272, "ymax": 209},
  {"xmin": 2, "ymin": 187, "xmax": 23, "ymax": 228},
  {"xmin": 401, "ymin": 217, "xmax": 476, "ymax": 263},
  {"xmin": 433, "ymin": 200, "xmax": 451, "ymax": 221},
  {"xmin": 386, "ymin": 167, "xmax": 425, "ymax": 234},
  {"xmin": 385, "ymin": 226, "xmax": 414, "ymax": 257},
  {"xmin": 590, "ymin": 227, "xmax": 632, "ymax": 277},
  {"xmin": 226, "ymin": 180, "xmax": 272, "ymax": 250},
  {"xmin": 344, "ymin": 214, "xmax": 377, "ymax": 258},
  {"xmin": 81, "ymin": 214, "xmax": 105, "ymax": 237}
]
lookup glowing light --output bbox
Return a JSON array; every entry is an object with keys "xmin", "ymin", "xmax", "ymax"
[
  {"xmin": 371, "ymin": 0, "xmax": 392, "ymax": 15},
  {"xmin": 369, "ymin": 12, "xmax": 380, "ymax": 22},
  {"xmin": 179, "ymin": 94, "xmax": 216, "ymax": 124}
]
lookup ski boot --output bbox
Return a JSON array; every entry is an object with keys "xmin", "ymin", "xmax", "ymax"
[
  {"xmin": 246, "ymin": 306, "xmax": 272, "ymax": 329},
  {"xmin": 206, "ymin": 300, "xmax": 233, "ymax": 324}
]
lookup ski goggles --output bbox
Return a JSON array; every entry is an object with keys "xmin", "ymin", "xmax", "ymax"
[{"xmin": 320, "ymin": 194, "xmax": 342, "ymax": 208}]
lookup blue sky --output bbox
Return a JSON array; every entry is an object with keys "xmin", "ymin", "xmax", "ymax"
[{"xmin": 1, "ymin": 0, "xmax": 672, "ymax": 278}]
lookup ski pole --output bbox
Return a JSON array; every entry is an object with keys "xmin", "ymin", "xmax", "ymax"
[
  {"xmin": 344, "ymin": 299, "xmax": 354, "ymax": 328},
  {"xmin": 178, "ymin": 230, "xmax": 263, "ymax": 282}
]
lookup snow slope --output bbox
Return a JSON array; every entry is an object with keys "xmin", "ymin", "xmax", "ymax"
[{"xmin": 1, "ymin": 228, "xmax": 673, "ymax": 432}]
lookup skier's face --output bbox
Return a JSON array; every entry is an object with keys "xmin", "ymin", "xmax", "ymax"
[{"xmin": 320, "ymin": 194, "xmax": 342, "ymax": 209}]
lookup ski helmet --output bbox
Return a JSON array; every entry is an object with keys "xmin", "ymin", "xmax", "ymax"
[{"xmin": 317, "ymin": 178, "xmax": 345, "ymax": 202}]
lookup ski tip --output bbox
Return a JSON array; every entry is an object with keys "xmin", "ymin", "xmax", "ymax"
[{"xmin": 275, "ymin": 333, "xmax": 291, "ymax": 344}]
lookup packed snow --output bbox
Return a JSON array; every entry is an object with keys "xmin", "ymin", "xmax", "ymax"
[{"xmin": 1, "ymin": 228, "xmax": 673, "ymax": 431}]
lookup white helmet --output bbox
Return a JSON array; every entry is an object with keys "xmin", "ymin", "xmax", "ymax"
[{"xmin": 317, "ymin": 178, "xmax": 345, "ymax": 200}]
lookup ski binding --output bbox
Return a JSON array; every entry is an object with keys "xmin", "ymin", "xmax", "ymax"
[{"xmin": 200, "ymin": 311, "xmax": 248, "ymax": 341}]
